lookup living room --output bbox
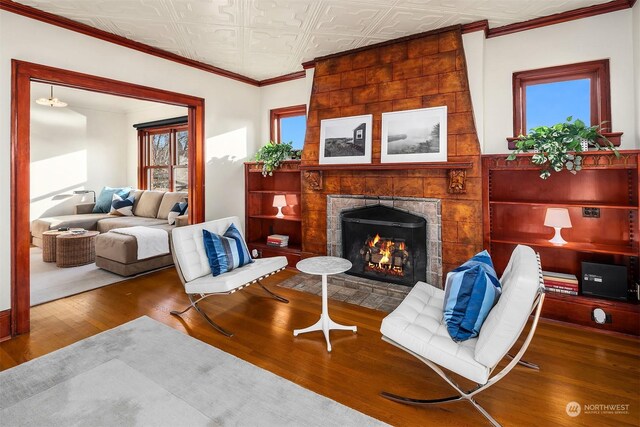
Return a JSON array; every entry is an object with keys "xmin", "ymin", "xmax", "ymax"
[{"xmin": 1, "ymin": 1, "xmax": 639, "ymax": 426}]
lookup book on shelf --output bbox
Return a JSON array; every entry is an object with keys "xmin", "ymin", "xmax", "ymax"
[
  {"xmin": 545, "ymin": 287, "xmax": 579, "ymax": 296},
  {"xmin": 544, "ymin": 281, "xmax": 579, "ymax": 292},
  {"xmin": 267, "ymin": 234, "xmax": 289, "ymax": 247},
  {"xmin": 542, "ymin": 270, "xmax": 578, "ymax": 282}
]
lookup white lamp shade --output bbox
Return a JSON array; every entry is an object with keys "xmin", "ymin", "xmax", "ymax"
[
  {"xmin": 272, "ymin": 195, "xmax": 287, "ymax": 208},
  {"xmin": 544, "ymin": 208, "xmax": 572, "ymax": 228}
]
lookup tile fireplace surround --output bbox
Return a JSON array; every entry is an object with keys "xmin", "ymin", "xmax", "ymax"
[
  {"xmin": 279, "ymin": 195, "xmax": 444, "ymax": 312},
  {"xmin": 326, "ymin": 195, "xmax": 443, "ymax": 289}
]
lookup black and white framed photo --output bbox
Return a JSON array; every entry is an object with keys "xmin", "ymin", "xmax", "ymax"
[
  {"xmin": 381, "ymin": 106, "xmax": 447, "ymax": 163},
  {"xmin": 319, "ymin": 114, "xmax": 373, "ymax": 164}
]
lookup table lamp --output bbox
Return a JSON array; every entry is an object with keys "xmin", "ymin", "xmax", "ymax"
[
  {"xmin": 544, "ymin": 208, "xmax": 572, "ymax": 245},
  {"xmin": 273, "ymin": 194, "xmax": 287, "ymax": 218}
]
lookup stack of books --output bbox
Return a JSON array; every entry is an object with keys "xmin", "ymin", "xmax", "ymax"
[
  {"xmin": 542, "ymin": 270, "xmax": 579, "ymax": 296},
  {"xmin": 267, "ymin": 234, "xmax": 289, "ymax": 247}
]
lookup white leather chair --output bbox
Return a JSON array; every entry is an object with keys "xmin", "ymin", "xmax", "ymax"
[
  {"xmin": 380, "ymin": 245, "xmax": 545, "ymax": 426},
  {"xmin": 170, "ymin": 216, "xmax": 289, "ymax": 336}
]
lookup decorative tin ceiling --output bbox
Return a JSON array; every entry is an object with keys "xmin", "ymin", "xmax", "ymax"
[{"xmin": 16, "ymin": 0, "xmax": 612, "ymax": 81}]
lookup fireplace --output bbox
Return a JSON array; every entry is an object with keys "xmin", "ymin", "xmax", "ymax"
[{"xmin": 341, "ymin": 205, "xmax": 427, "ymax": 287}]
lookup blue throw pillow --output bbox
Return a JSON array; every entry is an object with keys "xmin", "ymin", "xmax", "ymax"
[
  {"xmin": 167, "ymin": 202, "xmax": 188, "ymax": 225},
  {"xmin": 93, "ymin": 186, "xmax": 131, "ymax": 213},
  {"xmin": 202, "ymin": 225, "xmax": 253, "ymax": 276},
  {"xmin": 443, "ymin": 250, "xmax": 501, "ymax": 342}
]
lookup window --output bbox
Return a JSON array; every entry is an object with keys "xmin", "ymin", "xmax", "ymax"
[
  {"xmin": 136, "ymin": 117, "xmax": 188, "ymax": 191},
  {"xmin": 270, "ymin": 105, "xmax": 307, "ymax": 149},
  {"xmin": 513, "ymin": 59, "xmax": 610, "ymax": 135}
]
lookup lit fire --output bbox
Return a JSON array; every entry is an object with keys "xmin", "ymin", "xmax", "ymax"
[{"xmin": 360, "ymin": 234, "xmax": 409, "ymax": 277}]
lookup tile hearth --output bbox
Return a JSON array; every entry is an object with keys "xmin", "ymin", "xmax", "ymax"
[{"xmin": 278, "ymin": 272, "xmax": 410, "ymax": 313}]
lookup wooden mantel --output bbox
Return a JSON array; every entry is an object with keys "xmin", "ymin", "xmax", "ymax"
[{"xmin": 300, "ymin": 161, "xmax": 473, "ymax": 194}]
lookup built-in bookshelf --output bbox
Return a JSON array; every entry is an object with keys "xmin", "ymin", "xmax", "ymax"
[
  {"xmin": 244, "ymin": 160, "xmax": 301, "ymax": 268},
  {"xmin": 482, "ymin": 151, "xmax": 639, "ymax": 335}
]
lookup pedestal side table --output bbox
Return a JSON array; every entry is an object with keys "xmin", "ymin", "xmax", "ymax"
[{"xmin": 293, "ymin": 256, "xmax": 357, "ymax": 352}]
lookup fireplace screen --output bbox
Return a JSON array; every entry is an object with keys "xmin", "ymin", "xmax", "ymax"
[{"xmin": 341, "ymin": 205, "xmax": 426, "ymax": 287}]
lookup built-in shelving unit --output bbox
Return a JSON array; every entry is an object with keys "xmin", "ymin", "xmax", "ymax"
[
  {"xmin": 482, "ymin": 150, "xmax": 640, "ymax": 335},
  {"xmin": 244, "ymin": 160, "xmax": 302, "ymax": 268}
]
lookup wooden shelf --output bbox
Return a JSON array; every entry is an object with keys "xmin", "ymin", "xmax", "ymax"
[
  {"xmin": 248, "ymin": 241, "xmax": 302, "ymax": 253},
  {"xmin": 491, "ymin": 238, "xmax": 638, "ymax": 256},
  {"xmin": 299, "ymin": 161, "xmax": 473, "ymax": 171},
  {"xmin": 490, "ymin": 200, "xmax": 638, "ymax": 210},
  {"xmin": 249, "ymin": 214, "xmax": 301, "ymax": 222},
  {"xmin": 249, "ymin": 190, "xmax": 301, "ymax": 195}
]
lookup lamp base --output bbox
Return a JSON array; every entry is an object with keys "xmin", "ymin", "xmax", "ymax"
[
  {"xmin": 275, "ymin": 207, "xmax": 284, "ymax": 218},
  {"xmin": 548, "ymin": 227, "xmax": 567, "ymax": 245}
]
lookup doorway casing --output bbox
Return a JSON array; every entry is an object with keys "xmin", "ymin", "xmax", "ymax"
[{"xmin": 10, "ymin": 60, "xmax": 206, "ymax": 337}]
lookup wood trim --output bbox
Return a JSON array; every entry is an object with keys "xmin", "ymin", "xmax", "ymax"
[
  {"xmin": 299, "ymin": 161, "xmax": 473, "ymax": 171},
  {"xmin": 259, "ymin": 71, "xmax": 306, "ymax": 86},
  {"xmin": 270, "ymin": 104, "xmax": 307, "ymax": 143},
  {"xmin": 0, "ymin": 0, "xmax": 260, "ymax": 86},
  {"xmin": 302, "ymin": 60, "xmax": 316, "ymax": 70},
  {"xmin": 10, "ymin": 60, "xmax": 206, "ymax": 336},
  {"xmin": 512, "ymin": 59, "xmax": 611, "ymax": 136},
  {"xmin": 0, "ymin": 309, "xmax": 10, "ymax": 342},
  {"xmin": 461, "ymin": 20, "xmax": 489, "ymax": 36},
  {"xmin": 488, "ymin": 0, "xmax": 634, "ymax": 38}
]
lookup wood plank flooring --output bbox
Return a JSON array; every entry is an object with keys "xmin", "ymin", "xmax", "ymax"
[{"xmin": 1, "ymin": 267, "xmax": 639, "ymax": 426}]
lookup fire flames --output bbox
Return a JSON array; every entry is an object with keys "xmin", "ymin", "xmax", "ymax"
[{"xmin": 361, "ymin": 234, "xmax": 409, "ymax": 277}]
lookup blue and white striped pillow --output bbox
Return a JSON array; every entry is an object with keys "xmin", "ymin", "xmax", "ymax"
[
  {"xmin": 443, "ymin": 250, "xmax": 501, "ymax": 342},
  {"xmin": 202, "ymin": 224, "xmax": 253, "ymax": 276}
]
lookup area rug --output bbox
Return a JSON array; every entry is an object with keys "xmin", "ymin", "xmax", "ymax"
[
  {"xmin": 0, "ymin": 316, "xmax": 386, "ymax": 426},
  {"xmin": 30, "ymin": 247, "xmax": 124, "ymax": 306}
]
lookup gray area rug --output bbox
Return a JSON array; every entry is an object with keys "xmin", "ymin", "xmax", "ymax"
[
  {"xmin": 0, "ymin": 316, "xmax": 386, "ymax": 426},
  {"xmin": 30, "ymin": 247, "xmax": 123, "ymax": 306}
]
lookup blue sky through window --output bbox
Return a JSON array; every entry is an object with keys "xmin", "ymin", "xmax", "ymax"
[
  {"xmin": 526, "ymin": 79, "xmax": 590, "ymax": 131},
  {"xmin": 280, "ymin": 115, "xmax": 306, "ymax": 149}
]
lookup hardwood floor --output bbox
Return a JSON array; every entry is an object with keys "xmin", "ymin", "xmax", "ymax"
[{"xmin": 1, "ymin": 267, "xmax": 638, "ymax": 426}]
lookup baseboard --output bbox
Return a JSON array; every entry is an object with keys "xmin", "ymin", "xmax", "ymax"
[{"xmin": 0, "ymin": 309, "xmax": 11, "ymax": 342}]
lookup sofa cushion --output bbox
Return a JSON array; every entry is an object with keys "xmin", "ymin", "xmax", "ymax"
[
  {"xmin": 96, "ymin": 216, "xmax": 167, "ymax": 233},
  {"xmin": 109, "ymin": 194, "xmax": 135, "ymax": 216},
  {"xmin": 157, "ymin": 192, "xmax": 188, "ymax": 219},
  {"xmin": 133, "ymin": 191, "xmax": 165, "ymax": 218},
  {"xmin": 93, "ymin": 186, "xmax": 131, "ymax": 213},
  {"xmin": 31, "ymin": 213, "xmax": 111, "ymax": 239},
  {"xmin": 168, "ymin": 202, "xmax": 188, "ymax": 225},
  {"xmin": 443, "ymin": 250, "xmax": 501, "ymax": 342}
]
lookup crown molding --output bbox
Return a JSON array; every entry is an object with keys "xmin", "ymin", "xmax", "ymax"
[
  {"xmin": 0, "ymin": 0, "xmax": 261, "ymax": 86},
  {"xmin": 461, "ymin": 20, "xmax": 489, "ymax": 36},
  {"xmin": 259, "ymin": 70, "xmax": 307, "ymax": 87},
  {"xmin": 487, "ymin": 0, "xmax": 634, "ymax": 38}
]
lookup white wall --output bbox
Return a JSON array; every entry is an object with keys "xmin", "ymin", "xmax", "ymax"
[
  {"xmin": 461, "ymin": 31, "xmax": 485, "ymax": 149},
  {"xmin": 465, "ymin": 9, "xmax": 638, "ymax": 153},
  {"xmin": 633, "ymin": 3, "xmax": 640, "ymax": 143},
  {"xmin": 258, "ymin": 72, "xmax": 313, "ymax": 145},
  {"xmin": 0, "ymin": 11, "xmax": 261, "ymax": 311},
  {"xmin": 30, "ymin": 102, "xmax": 130, "ymax": 220},
  {"xmin": 124, "ymin": 104, "xmax": 188, "ymax": 185}
]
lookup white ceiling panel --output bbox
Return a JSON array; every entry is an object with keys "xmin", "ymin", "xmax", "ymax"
[{"xmin": 16, "ymin": 0, "xmax": 614, "ymax": 81}]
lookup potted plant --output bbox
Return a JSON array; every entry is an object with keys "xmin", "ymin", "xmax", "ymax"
[
  {"xmin": 254, "ymin": 141, "xmax": 301, "ymax": 177},
  {"xmin": 507, "ymin": 116, "xmax": 619, "ymax": 179}
]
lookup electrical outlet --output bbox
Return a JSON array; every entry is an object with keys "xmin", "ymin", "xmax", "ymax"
[{"xmin": 582, "ymin": 207, "xmax": 600, "ymax": 218}]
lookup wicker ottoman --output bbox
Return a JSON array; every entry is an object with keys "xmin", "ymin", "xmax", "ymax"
[
  {"xmin": 55, "ymin": 231, "xmax": 100, "ymax": 268},
  {"xmin": 42, "ymin": 230, "xmax": 66, "ymax": 262}
]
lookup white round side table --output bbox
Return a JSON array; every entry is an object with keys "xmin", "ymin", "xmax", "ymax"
[{"xmin": 293, "ymin": 256, "xmax": 357, "ymax": 352}]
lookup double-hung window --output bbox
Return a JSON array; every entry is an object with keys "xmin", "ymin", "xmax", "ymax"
[{"xmin": 270, "ymin": 105, "xmax": 307, "ymax": 149}]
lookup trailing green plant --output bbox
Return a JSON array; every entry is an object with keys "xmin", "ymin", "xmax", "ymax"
[
  {"xmin": 254, "ymin": 141, "xmax": 299, "ymax": 176},
  {"xmin": 507, "ymin": 116, "xmax": 619, "ymax": 179}
]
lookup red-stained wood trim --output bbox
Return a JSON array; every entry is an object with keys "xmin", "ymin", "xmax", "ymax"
[
  {"xmin": 299, "ymin": 161, "xmax": 473, "ymax": 171},
  {"xmin": 259, "ymin": 71, "xmax": 306, "ymax": 87},
  {"xmin": 0, "ymin": 309, "xmax": 10, "ymax": 342},
  {"xmin": 270, "ymin": 104, "xmax": 307, "ymax": 143},
  {"xmin": 512, "ymin": 59, "xmax": 611, "ymax": 136},
  {"xmin": 461, "ymin": 19, "xmax": 489, "ymax": 36},
  {"xmin": 488, "ymin": 0, "xmax": 633, "ymax": 38},
  {"xmin": 302, "ymin": 60, "xmax": 316, "ymax": 70},
  {"xmin": 10, "ymin": 60, "xmax": 205, "ymax": 336},
  {"xmin": 0, "ymin": 0, "xmax": 260, "ymax": 86}
]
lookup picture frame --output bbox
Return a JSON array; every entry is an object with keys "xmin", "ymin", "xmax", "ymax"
[
  {"xmin": 381, "ymin": 106, "xmax": 447, "ymax": 163},
  {"xmin": 319, "ymin": 114, "xmax": 373, "ymax": 165}
]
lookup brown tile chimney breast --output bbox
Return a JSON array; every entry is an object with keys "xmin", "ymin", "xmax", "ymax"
[{"xmin": 301, "ymin": 27, "xmax": 482, "ymax": 284}]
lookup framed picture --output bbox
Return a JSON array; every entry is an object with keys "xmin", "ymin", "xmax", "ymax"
[
  {"xmin": 381, "ymin": 106, "xmax": 447, "ymax": 163},
  {"xmin": 320, "ymin": 114, "xmax": 373, "ymax": 164}
]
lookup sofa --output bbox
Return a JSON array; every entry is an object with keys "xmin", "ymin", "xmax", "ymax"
[
  {"xmin": 31, "ymin": 190, "xmax": 188, "ymax": 276},
  {"xmin": 31, "ymin": 190, "xmax": 188, "ymax": 247}
]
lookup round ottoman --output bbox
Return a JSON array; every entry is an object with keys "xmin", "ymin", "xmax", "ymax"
[{"xmin": 55, "ymin": 231, "xmax": 100, "ymax": 268}]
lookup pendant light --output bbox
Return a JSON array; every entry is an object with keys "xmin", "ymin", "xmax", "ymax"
[{"xmin": 36, "ymin": 85, "xmax": 67, "ymax": 107}]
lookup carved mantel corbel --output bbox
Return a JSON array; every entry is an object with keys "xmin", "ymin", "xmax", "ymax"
[
  {"xmin": 303, "ymin": 170, "xmax": 323, "ymax": 191},
  {"xmin": 447, "ymin": 169, "xmax": 466, "ymax": 194}
]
